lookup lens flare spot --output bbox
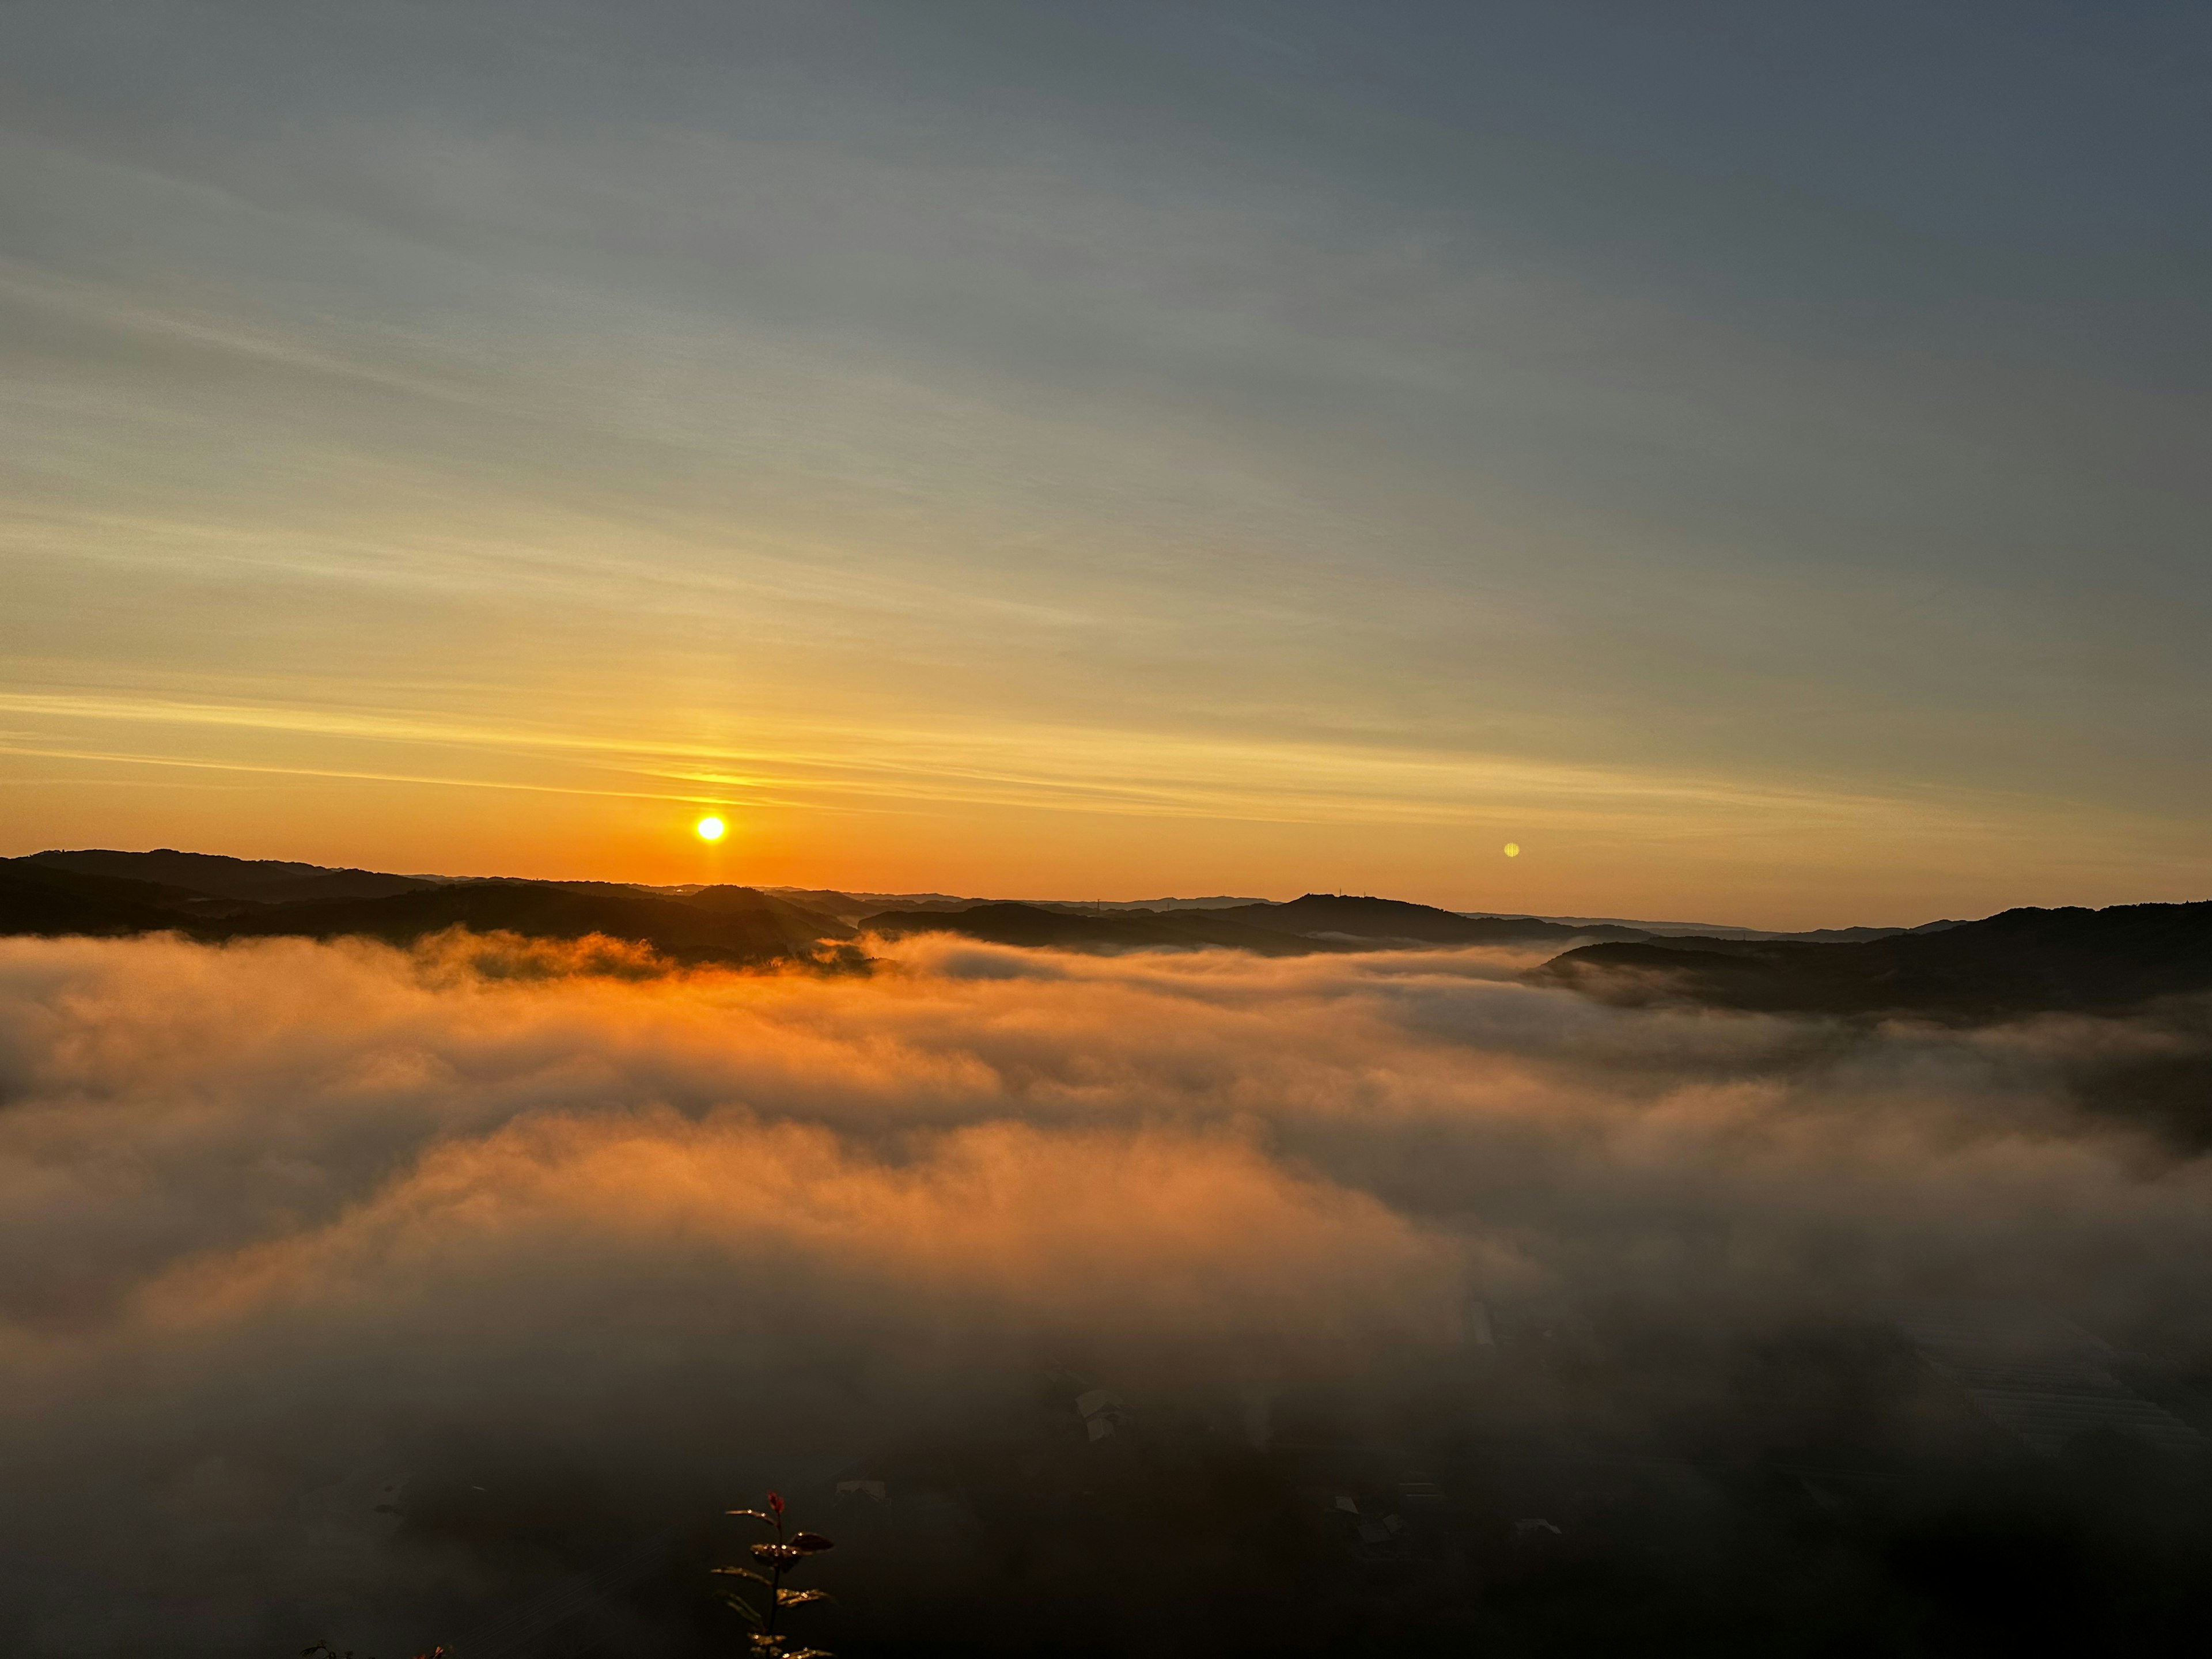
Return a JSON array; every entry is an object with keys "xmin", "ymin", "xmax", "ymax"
[
  {"xmin": 1503, "ymin": 842, "xmax": 1521, "ymax": 858},
  {"xmin": 695, "ymin": 816, "xmax": 727, "ymax": 842}
]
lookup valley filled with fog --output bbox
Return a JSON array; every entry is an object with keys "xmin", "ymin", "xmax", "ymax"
[{"xmin": 4, "ymin": 929, "xmax": 2210, "ymax": 1654}]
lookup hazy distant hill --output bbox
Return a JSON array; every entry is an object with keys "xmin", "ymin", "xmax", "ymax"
[
  {"xmin": 1208, "ymin": 893, "xmax": 1654, "ymax": 946},
  {"xmin": 1029, "ymin": 895, "xmax": 1272, "ymax": 912},
  {"xmin": 859, "ymin": 901, "xmax": 1342, "ymax": 955},
  {"xmin": 768, "ymin": 888, "xmax": 1272, "ymax": 925},
  {"xmin": 763, "ymin": 888, "xmax": 988, "ymax": 925},
  {"xmin": 786, "ymin": 887, "xmax": 1948, "ymax": 944},
  {"xmin": 1540, "ymin": 901, "xmax": 2212, "ymax": 1019},
  {"xmin": 1463, "ymin": 910, "xmax": 1964, "ymax": 944},
  {"xmin": 860, "ymin": 892, "xmax": 1654, "ymax": 955}
]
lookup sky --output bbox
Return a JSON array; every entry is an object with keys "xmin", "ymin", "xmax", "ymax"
[{"xmin": 3, "ymin": 1, "xmax": 2208, "ymax": 927}]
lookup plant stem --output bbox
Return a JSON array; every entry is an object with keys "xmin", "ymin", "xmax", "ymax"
[{"xmin": 767, "ymin": 1508, "xmax": 785, "ymax": 1639}]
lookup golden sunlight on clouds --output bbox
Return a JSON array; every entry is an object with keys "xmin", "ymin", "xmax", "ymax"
[{"xmin": 7, "ymin": 928, "xmax": 2212, "ymax": 1647}]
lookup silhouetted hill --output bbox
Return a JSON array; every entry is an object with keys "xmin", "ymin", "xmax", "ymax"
[
  {"xmin": 1030, "ymin": 895, "xmax": 1273, "ymax": 912},
  {"xmin": 2, "ymin": 853, "xmax": 851, "ymax": 965},
  {"xmin": 221, "ymin": 881, "xmax": 850, "ymax": 962},
  {"xmin": 31, "ymin": 850, "xmax": 2172, "ymax": 1002},
  {"xmin": 858, "ymin": 893, "xmax": 1654, "ymax": 955},
  {"xmin": 1470, "ymin": 912, "xmax": 1965, "ymax": 942},
  {"xmin": 26, "ymin": 848, "xmax": 437, "ymax": 903},
  {"xmin": 859, "ymin": 902, "xmax": 1336, "ymax": 955},
  {"xmin": 1210, "ymin": 893, "xmax": 1654, "ymax": 945},
  {"xmin": 764, "ymin": 887, "xmax": 977, "ymax": 918},
  {"xmin": 676, "ymin": 884, "xmax": 855, "ymax": 939},
  {"xmin": 0, "ymin": 858, "xmax": 210, "ymax": 935},
  {"xmin": 1539, "ymin": 901, "xmax": 2212, "ymax": 1020}
]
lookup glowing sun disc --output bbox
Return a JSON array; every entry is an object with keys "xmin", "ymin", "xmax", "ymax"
[
  {"xmin": 1503, "ymin": 842, "xmax": 1521, "ymax": 858},
  {"xmin": 695, "ymin": 816, "xmax": 727, "ymax": 842}
]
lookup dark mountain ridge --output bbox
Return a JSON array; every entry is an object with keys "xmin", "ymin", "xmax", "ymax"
[
  {"xmin": 13, "ymin": 853, "xmax": 2210, "ymax": 1024},
  {"xmin": 858, "ymin": 893, "xmax": 1656, "ymax": 954},
  {"xmin": 1465, "ymin": 910, "xmax": 1966, "ymax": 944},
  {"xmin": 221, "ymin": 881, "xmax": 853, "ymax": 962},
  {"xmin": 1209, "ymin": 893, "xmax": 1654, "ymax": 945},
  {"xmin": 858, "ymin": 902, "xmax": 1345, "ymax": 956},
  {"xmin": 0, "ymin": 858, "xmax": 217, "ymax": 934},
  {"xmin": 26, "ymin": 847, "xmax": 438, "ymax": 903},
  {"xmin": 1, "ymin": 854, "xmax": 850, "ymax": 966},
  {"xmin": 1540, "ymin": 900, "xmax": 2212, "ymax": 1020}
]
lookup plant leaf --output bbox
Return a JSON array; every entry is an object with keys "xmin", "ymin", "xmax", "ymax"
[
  {"xmin": 713, "ymin": 1565, "xmax": 775, "ymax": 1586},
  {"xmin": 790, "ymin": 1531, "xmax": 836, "ymax": 1552},
  {"xmin": 778, "ymin": 1588, "xmax": 833, "ymax": 1607},
  {"xmin": 719, "ymin": 1590, "xmax": 766, "ymax": 1629},
  {"xmin": 726, "ymin": 1508, "xmax": 778, "ymax": 1527}
]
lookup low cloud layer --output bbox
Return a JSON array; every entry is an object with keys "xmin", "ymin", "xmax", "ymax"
[{"xmin": 4, "ymin": 930, "xmax": 2210, "ymax": 1653}]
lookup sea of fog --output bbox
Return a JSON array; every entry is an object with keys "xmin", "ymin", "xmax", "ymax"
[{"xmin": 3, "ymin": 930, "xmax": 2211, "ymax": 1654}]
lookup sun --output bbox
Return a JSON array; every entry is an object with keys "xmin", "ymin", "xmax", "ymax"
[
  {"xmin": 695, "ymin": 815, "xmax": 727, "ymax": 842},
  {"xmin": 1503, "ymin": 842, "xmax": 1521, "ymax": 858}
]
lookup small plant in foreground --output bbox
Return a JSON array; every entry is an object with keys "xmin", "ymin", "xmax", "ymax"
[{"xmin": 714, "ymin": 1489, "xmax": 836, "ymax": 1657}]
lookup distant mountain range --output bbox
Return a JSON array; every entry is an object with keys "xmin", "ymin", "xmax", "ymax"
[
  {"xmin": 773, "ymin": 887, "xmax": 1941, "ymax": 944},
  {"xmin": 1456, "ymin": 911, "xmax": 1964, "ymax": 944},
  {"xmin": 6, "ymin": 849, "xmax": 2210, "ymax": 1025},
  {"xmin": 762, "ymin": 888, "xmax": 1274, "ymax": 925},
  {"xmin": 0, "ymin": 852, "xmax": 1654, "ymax": 964},
  {"xmin": 861, "ymin": 893, "xmax": 1656, "ymax": 953}
]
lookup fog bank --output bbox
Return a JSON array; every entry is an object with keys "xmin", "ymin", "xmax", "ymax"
[{"xmin": 4, "ymin": 931, "xmax": 2210, "ymax": 1654}]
